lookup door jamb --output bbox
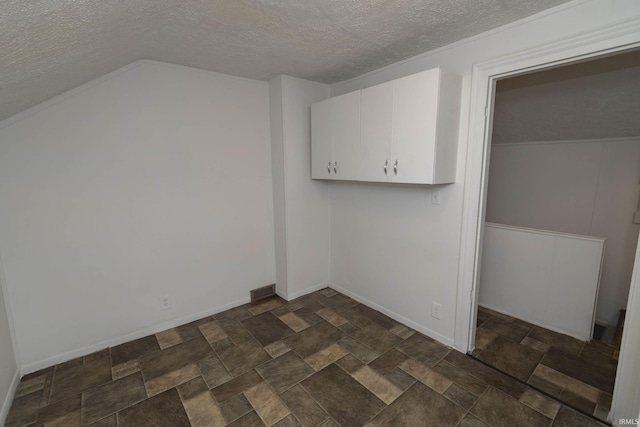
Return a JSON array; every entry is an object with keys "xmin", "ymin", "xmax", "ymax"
[{"xmin": 455, "ymin": 16, "xmax": 640, "ymax": 424}]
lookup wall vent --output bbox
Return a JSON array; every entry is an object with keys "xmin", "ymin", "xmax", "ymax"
[{"xmin": 250, "ymin": 284, "xmax": 276, "ymax": 302}]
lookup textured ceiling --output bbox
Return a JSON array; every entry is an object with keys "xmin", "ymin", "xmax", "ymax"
[
  {"xmin": 492, "ymin": 49, "xmax": 640, "ymax": 144},
  {"xmin": 0, "ymin": 0, "xmax": 572, "ymax": 122}
]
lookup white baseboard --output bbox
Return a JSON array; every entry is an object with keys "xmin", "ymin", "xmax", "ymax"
[
  {"xmin": 21, "ymin": 296, "xmax": 251, "ymax": 375},
  {"xmin": 1, "ymin": 369, "xmax": 20, "ymax": 426},
  {"xmin": 329, "ymin": 282, "xmax": 455, "ymax": 347},
  {"xmin": 275, "ymin": 287, "xmax": 288, "ymax": 301},
  {"xmin": 594, "ymin": 318, "xmax": 617, "ymax": 328},
  {"xmin": 284, "ymin": 281, "xmax": 329, "ymax": 301},
  {"xmin": 21, "ymin": 280, "xmax": 453, "ymax": 374},
  {"xmin": 479, "ymin": 303, "xmax": 590, "ymax": 341},
  {"xmin": 23, "ymin": 281, "xmax": 329, "ymax": 374}
]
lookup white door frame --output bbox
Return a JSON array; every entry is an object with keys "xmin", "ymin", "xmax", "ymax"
[
  {"xmin": 455, "ymin": 16, "xmax": 640, "ymax": 424},
  {"xmin": 612, "ymin": 234, "xmax": 640, "ymax": 425}
]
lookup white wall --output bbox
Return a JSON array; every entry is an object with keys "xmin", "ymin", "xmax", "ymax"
[
  {"xmin": 330, "ymin": 182, "xmax": 461, "ymax": 344},
  {"xmin": 485, "ymin": 138, "xmax": 640, "ymax": 325},
  {"xmin": 269, "ymin": 76, "xmax": 330, "ymax": 299},
  {"xmin": 0, "ymin": 60, "xmax": 276, "ymax": 371},
  {"xmin": 270, "ymin": 76, "xmax": 330, "ymax": 299},
  {"xmin": 479, "ymin": 224, "xmax": 605, "ymax": 340},
  {"xmin": 328, "ymin": 0, "xmax": 640, "ymax": 345},
  {"xmin": 0, "ymin": 270, "xmax": 18, "ymax": 426},
  {"xmin": 270, "ymin": 77, "xmax": 288, "ymax": 296}
]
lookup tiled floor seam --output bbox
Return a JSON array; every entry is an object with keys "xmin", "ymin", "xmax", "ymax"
[
  {"xmin": 211, "ymin": 347, "xmax": 240, "ymax": 385},
  {"xmin": 439, "ymin": 382, "xmax": 475, "ymax": 425},
  {"xmin": 459, "ymin": 381, "xmax": 490, "ymax": 426},
  {"xmin": 467, "ymin": 353, "xmax": 611, "ymax": 426},
  {"xmin": 45, "ymin": 367, "xmax": 56, "ymax": 406},
  {"xmin": 524, "ymin": 362, "xmax": 536, "ymax": 385},
  {"xmin": 297, "ymin": 381, "xmax": 341, "ymax": 426},
  {"xmin": 73, "ymin": 376, "xmax": 144, "ymax": 426}
]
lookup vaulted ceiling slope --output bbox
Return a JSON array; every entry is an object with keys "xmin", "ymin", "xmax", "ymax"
[{"xmin": 1, "ymin": 0, "xmax": 571, "ymax": 122}]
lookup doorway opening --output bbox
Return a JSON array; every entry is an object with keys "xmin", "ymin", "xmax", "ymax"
[{"xmin": 470, "ymin": 49, "xmax": 640, "ymax": 424}]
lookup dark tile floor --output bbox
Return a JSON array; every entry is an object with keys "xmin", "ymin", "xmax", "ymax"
[
  {"xmin": 473, "ymin": 306, "xmax": 619, "ymax": 424},
  {"xmin": 6, "ymin": 289, "xmax": 608, "ymax": 426}
]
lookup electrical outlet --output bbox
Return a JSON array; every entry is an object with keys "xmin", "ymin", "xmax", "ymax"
[
  {"xmin": 431, "ymin": 190, "xmax": 441, "ymax": 205},
  {"xmin": 431, "ymin": 302, "xmax": 442, "ymax": 320},
  {"xmin": 160, "ymin": 296, "xmax": 172, "ymax": 311}
]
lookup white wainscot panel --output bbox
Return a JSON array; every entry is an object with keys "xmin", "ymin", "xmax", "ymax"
[{"xmin": 479, "ymin": 223, "xmax": 605, "ymax": 340}]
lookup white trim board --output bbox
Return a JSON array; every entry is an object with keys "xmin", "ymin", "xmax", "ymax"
[
  {"xmin": 478, "ymin": 304, "xmax": 590, "ymax": 342},
  {"xmin": 0, "ymin": 248, "xmax": 21, "ymax": 424},
  {"xmin": 611, "ymin": 232, "xmax": 640, "ymax": 425},
  {"xmin": 282, "ymin": 281, "xmax": 329, "ymax": 301},
  {"xmin": 455, "ymin": 16, "xmax": 640, "ymax": 353},
  {"xmin": 0, "ymin": 250, "xmax": 20, "ymax": 372},
  {"xmin": 21, "ymin": 296, "xmax": 250, "ymax": 375},
  {"xmin": 329, "ymin": 282, "xmax": 455, "ymax": 347},
  {"xmin": 23, "ymin": 279, "xmax": 328, "ymax": 373},
  {"xmin": 275, "ymin": 279, "xmax": 454, "ymax": 345},
  {"xmin": 456, "ymin": 14, "xmax": 640, "ymax": 426},
  {"xmin": 485, "ymin": 222, "xmax": 607, "ymax": 242},
  {"xmin": 492, "ymin": 136, "xmax": 640, "ymax": 147},
  {"xmin": 0, "ymin": 370, "xmax": 19, "ymax": 427}
]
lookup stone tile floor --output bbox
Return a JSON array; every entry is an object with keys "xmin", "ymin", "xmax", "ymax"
[
  {"xmin": 473, "ymin": 306, "xmax": 618, "ymax": 424},
  {"xmin": 6, "ymin": 289, "xmax": 608, "ymax": 426}
]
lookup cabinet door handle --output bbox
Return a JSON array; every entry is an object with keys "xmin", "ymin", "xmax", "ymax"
[
  {"xmin": 394, "ymin": 160, "xmax": 398, "ymax": 176},
  {"xmin": 327, "ymin": 162, "xmax": 331, "ymax": 174},
  {"xmin": 333, "ymin": 161, "xmax": 338, "ymax": 174},
  {"xmin": 384, "ymin": 160, "xmax": 388, "ymax": 175}
]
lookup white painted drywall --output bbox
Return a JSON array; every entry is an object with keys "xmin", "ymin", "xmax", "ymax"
[
  {"xmin": 479, "ymin": 224, "xmax": 605, "ymax": 340},
  {"xmin": 270, "ymin": 77, "xmax": 288, "ymax": 297},
  {"xmin": 485, "ymin": 138, "xmax": 640, "ymax": 325},
  {"xmin": 328, "ymin": 0, "xmax": 640, "ymax": 345},
  {"xmin": 611, "ymin": 232, "xmax": 640, "ymax": 425},
  {"xmin": 0, "ymin": 60, "xmax": 276, "ymax": 371},
  {"xmin": 0, "ymin": 271, "xmax": 18, "ymax": 426},
  {"xmin": 270, "ymin": 76, "xmax": 330, "ymax": 299},
  {"xmin": 330, "ymin": 182, "xmax": 461, "ymax": 344}
]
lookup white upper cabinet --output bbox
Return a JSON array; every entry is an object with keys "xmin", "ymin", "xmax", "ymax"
[
  {"xmin": 313, "ymin": 67, "xmax": 462, "ymax": 185},
  {"xmin": 360, "ymin": 68, "xmax": 462, "ymax": 184},
  {"xmin": 391, "ymin": 69, "xmax": 441, "ymax": 184},
  {"xmin": 311, "ymin": 91, "xmax": 360, "ymax": 181},
  {"xmin": 360, "ymin": 81, "xmax": 394, "ymax": 182}
]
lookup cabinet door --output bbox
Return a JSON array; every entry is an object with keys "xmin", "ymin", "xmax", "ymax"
[
  {"xmin": 391, "ymin": 69, "xmax": 439, "ymax": 184},
  {"xmin": 330, "ymin": 91, "xmax": 361, "ymax": 181},
  {"xmin": 311, "ymin": 99, "xmax": 333, "ymax": 179},
  {"xmin": 360, "ymin": 82, "xmax": 393, "ymax": 182}
]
